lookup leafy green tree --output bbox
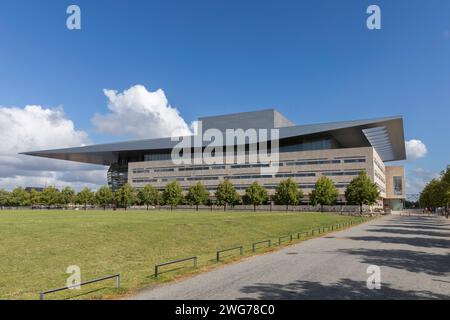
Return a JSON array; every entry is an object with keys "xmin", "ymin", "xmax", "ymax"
[
  {"xmin": 114, "ymin": 183, "xmax": 137, "ymax": 211},
  {"xmin": 10, "ymin": 187, "xmax": 30, "ymax": 207},
  {"xmin": 162, "ymin": 181, "xmax": 183, "ymax": 211},
  {"xmin": 95, "ymin": 186, "xmax": 114, "ymax": 210},
  {"xmin": 244, "ymin": 182, "xmax": 269, "ymax": 212},
  {"xmin": 419, "ymin": 179, "xmax": 446, "ymax": 209},
  {"xmin": 137, "ymin": 184, "xmax": 160, "ymax": 210},
  {"xmin": 185, "ymin": 182, "xmax": 209, "ymax": 211},
  {"xmin": 60, "ymin": 186, "xmax": 76, "ymax": 208},
  {"xmin": 345, "ymin": 172, "xmax": 380, "ymax": 214},
  {"xmin": 41, "ymin": 186, "xmax": 61, "ymax": 208},
  {"xmin": 29, "ymin": 189, "xmax": 42, "ymax": 207},
  {"xmin": 310, "ymin": 176, "xmax": 339, "ymax": 212},
  {"xmin": 76, "ymin": 187, "xmax": 95, "ymax": 210},
  {"xmin": 274, "ymin": 178, "xmax": 303, "ymax": 211},
  {"xmin": 0, "ymin": 189, "xmax": 10, "ymax": 208},
  {"xmin": 215, "ymin": 179, "xmax": 240, "ymax": 211}
]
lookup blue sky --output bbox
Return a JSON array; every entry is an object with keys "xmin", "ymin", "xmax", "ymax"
[{"xmin": 0, "ymin": 0, "xmax": 449, "ymax": 194}]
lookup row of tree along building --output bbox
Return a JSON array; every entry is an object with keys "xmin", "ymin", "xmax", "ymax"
[{"xmin": 0, "ymin": 172, "xmax": 380, "ymax": 213}]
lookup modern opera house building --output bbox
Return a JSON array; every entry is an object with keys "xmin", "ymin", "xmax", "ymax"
[{"xmin": 23, "ymin": 109, "xmax": 407, "ymax": 210}]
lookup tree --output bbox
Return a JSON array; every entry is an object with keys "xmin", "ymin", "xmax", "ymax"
[
  {"xmin": 137, "ymin": 184, "xmax": 160, "ymax": 210},
  {"xmin": 162, "ymin": 181, "xmax": 183, "ymax": 211},
  {"xmin": 215, "ymin": 179, "xmax": 240, "ymax": 211},
  {"xmin": 440, "ymin": 165, "xmax": 450, "ymax": 216},
  {"xmin": 41, "ymin": 186, "xmax": 61, "ymax": 208},
  {"xmin": 0, "ymin": 189, "xmax": 10, "ymax": 208},
  {"xmin": 60, "ymin": 186, "xmax": 76, "ymax": 208},
  {"xmin": 310, "ymin": 176, "xmax": 339, "ymax": 212},
  {"xmin": 95, "ymin": 186, "xmax": 114, "ymax": 210},
  {"xmin": 419, "ymin": 179, "xmax": 446, "ymax": 210},
  {"xmin": 114, "ymin": 183, "xmax": 137, "ymax": 211},
  {"xmin": 10, "ymin": 187, "xmax": 30, "ymax": 207},
  {"xmin": 29, "ymin": 189, "xmax": 42, "ymax": 207},
  {"xmin": 185, "ymin": 182, "xmax": 209, "ymax": 211},
  {"xmin": 76, "ymin": 187, "xmax": 95, "ymax": 210},
  {"xmin": 345, "ymin": 172, "xmax": 380, "ymax": 214},
  {"xmin": 244, "ymin": 182, "xmax": 269, "ymax": 212},
  {"xmin": 274, "ymin": 178, "xmax": 303, "ymax": 211}
]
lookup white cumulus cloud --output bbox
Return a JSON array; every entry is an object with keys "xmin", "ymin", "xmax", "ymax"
[
  {"xmin": 0, "ymin": 105, "xmax": 107, "ymax": 191},
  {"xmin": 92, "ymin": 85, "xmax": 192, "ymax": 139},
  {"xmin": 405, "ymin": 139, "xmax": 428, "ymax": 162}
]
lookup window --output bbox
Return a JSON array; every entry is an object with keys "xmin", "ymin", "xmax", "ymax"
[
  {"xmin": 154, "ymin": 168, "xmax": 175, "ymax": 173},
  {"xmin": 343, "ymin": 159, "xmax": 366, "ymax": 163},
  {"xmin": 393, "ymin": 176, "xmax": 403, "ymax": 196}
]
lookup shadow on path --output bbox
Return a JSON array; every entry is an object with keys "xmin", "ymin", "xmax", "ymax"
[
  {"xmin": 373, "ymin": 224, "xmax": 450, "ymax": 231},
  {"xmin": 346, "ymin": 236, "xmax": 450, "ymax": 249},
  {"xmin": 367, "ymin": 228, "xmax": 450, "ymax": 238},
  {"xmin": 338, "ymin": 248, "xmax": 450, "ymax": 276},
  {"xmin": 238, "ymin": 278, "xmax": 450, "ymax": 300}
]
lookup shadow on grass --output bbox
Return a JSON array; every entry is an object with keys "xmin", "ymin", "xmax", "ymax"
[{"xmin": 238, "ymin": 278, "xmax": 450, "ymax": 300}]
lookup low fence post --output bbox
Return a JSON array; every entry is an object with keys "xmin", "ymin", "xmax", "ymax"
[
  {"xmin": 216, "ymin": 246, "xmax": 244, "ymax": 262},
  {"xmin": 155, "ymin": 257, "xmax": 197, "ymax": 277}
]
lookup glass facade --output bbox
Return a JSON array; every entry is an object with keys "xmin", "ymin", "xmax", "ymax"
[
  {"xmin": 280, "ymin": 137, "xmax": 336, "ymax": 153},
  {"xmin": 107, "ymin": 163, "xmax": 129, "ymax": 191},
  {"xmin": 393, "ymin": 176, "xmax": 403, "ymax": 196}
]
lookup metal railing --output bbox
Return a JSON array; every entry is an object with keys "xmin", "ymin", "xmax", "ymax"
[
  {"xmin": 216, "ymin": 246, "xmax": 244, "ymax": 262},
  {"xmin": 154, "ymin": 256, "xmax": 197, "ymax": 277},
  {"xmin": 278, "ymin": 235, "xmax": 293, "ymax": 245},
  {"xmin": 39, "ymin": 274, "xmax": 120, "ymax": 300},
  {"xmin": 252, "ymin": 239, "xmax": 272, "ymax": 252}
]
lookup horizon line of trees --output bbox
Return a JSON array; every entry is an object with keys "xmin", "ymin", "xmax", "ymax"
[{"xmin": 0, "ymin": 172, "xmax": 381, "ymax": 213}]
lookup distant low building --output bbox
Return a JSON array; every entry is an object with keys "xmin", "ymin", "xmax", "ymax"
[{"xmin": 25, "ymin": 187, "xmax": 44, "ymax": 192}]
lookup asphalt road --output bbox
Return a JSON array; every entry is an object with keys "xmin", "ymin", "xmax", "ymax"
[{"xmin": 131, "ymin": 215, "xmax": 450, "ymax": 300}]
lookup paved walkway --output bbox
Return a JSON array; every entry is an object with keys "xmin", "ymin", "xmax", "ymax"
[{"xmin": 130, "ymin": 215, "xmax": 450, "ymax": 300}]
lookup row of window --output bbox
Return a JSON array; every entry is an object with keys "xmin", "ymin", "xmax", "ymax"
[
  {"xmin": 322, "ymin": 171, "xmax": 363, "ymax": 177},
  {"xmin": 374, "ymin": 159, "xmax": 385, "ymax": 173},
  {"xmin": 144, "ymin": 182, "xmax": 351, "ymax": 193},
  {"xmin": 142, "ymin": 139, "xmax": 336, "ymax": 162},
  {"xmin": 132, "ymin": 158, "xmax": 367, "ymax": 174},
  {"xmin": 132, "ymin": 170, "xmax": 365, "ymax": 184},
  {"xmin": 374, "ymin": 171, "xmax": 386, "ymax": 184},
  {"xmin": 376, "ymin": 182, "xmax": 386, "ymax": 193}
]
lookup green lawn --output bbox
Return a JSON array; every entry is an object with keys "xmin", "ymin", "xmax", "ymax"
[{"xmin": 0, "ymin": 209, "xmax": 369, "ymax": 300}]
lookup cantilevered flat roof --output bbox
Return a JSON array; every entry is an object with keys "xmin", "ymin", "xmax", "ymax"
[{"xmin": 22, "ymin": 110, "xmax": 406, "ymax": 165}]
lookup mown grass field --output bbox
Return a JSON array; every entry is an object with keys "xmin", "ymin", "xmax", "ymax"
[{"xmin": 0, "ymin": 209, "xmax": 369, "ymax": 300}]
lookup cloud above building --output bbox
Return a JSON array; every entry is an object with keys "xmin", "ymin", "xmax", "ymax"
[
  {"xmin": 92, "ymin": 85, "xmax": 192, "ymax": 139},
  {"xmin": 405, "ymin": 139, "xmax": 428, "ymax": 162},
  {"xmin": 0, "ymin": 105, "xmax": 106, "ymax": 191}
]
